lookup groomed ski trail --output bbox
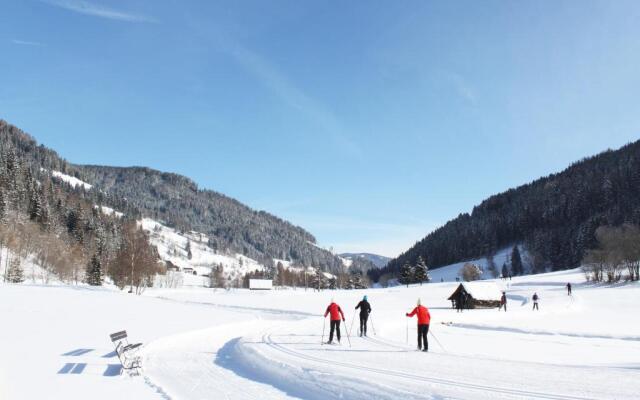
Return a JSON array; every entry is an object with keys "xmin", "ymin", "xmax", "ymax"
[{"xmin": 218, "ymin": 319, "xmax": 639, "ymax": 400}]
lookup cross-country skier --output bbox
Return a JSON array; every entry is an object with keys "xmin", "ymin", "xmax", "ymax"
[
  {"xmin": 355, "ymin": 295, "xmax": 372, "ymax": 337},
  {"xmin": 566, "ymin": 282, "xmax": 572, "ymax": 296},
  {"xmin": 532, "ymin": 292, "xmax": 539, "ymax": 310},
  {"xmin": 499, "ymin": 291, "xmax": 507, "ymax": 312},
  {"xmin": 406, "ymin": 299, "xmax": 431, "ymax": 352},
  {"xmin": 324, "ymin": 298, "xmax": 345, "ymax": 344}
]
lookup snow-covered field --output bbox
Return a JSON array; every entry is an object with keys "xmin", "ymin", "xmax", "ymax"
[{"xmin": 1, "ymin": 269, "xmax": 639, "ymax": 399}]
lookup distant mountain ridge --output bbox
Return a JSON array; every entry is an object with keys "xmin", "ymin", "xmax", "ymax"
[{"xmin": 373, "ymin": 140, "xmax": 640, "ymax": 282}]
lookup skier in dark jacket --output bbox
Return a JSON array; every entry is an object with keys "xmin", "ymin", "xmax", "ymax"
[
  {"xmin": 324, "ymin": 299, "xmax": 345, "ymax": 344},
  {"xmin": 499, "ymin": 292, "xmax": 507, "ymax": 312},
  {"xmin": 355, "ymin": 295, "xmax": 372, "ymax": 337},
  {"xmin": 566, "ymin": 282, "xmax": 572, "ymax": 296},
  {"xmin": 532, "ymin": 292, "xmax": 539, "ymax": 310}
]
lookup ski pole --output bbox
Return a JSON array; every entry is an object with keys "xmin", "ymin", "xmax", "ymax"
[
  {"xmin": 349, "ymin": 312, "xmax": 356, "ymax": 337},
  {"xmin": 429, "ymin": 329, "xmax": 447, "ymax": 353},
  {"xmin": 370, "ymin": 313, "xmax": 377, "ymax": 336},
  {"xmin": 406, "ymin": 317, "xmax": 409, "ymax": 344},
  {"xmin": 321, "ymin": 316, "xmax": 326, "ymax": 345},
  {"xmin": 344, "ymin": 317, "xmax": 352, "ymax": 347}
]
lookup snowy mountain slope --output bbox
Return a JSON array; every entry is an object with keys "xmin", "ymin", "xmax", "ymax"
[
  {"xmin": 340, "ymin": 253, "xmax": 391, "ymax": 268},
  {"xmin": 94, "ymin": 205, "xmax": 124, "ymax": 218},
  {"xmin": 427, "ymin": 246, "xmax": 524, "ymax": 282},
  {"xmin": 40, "ymin": 168, "xmax": 93, "ymax": 190},
  {"xmin": 140, "ymin": 218, "xmax": 264, "ymax": 284},
  {"xmin": 381, "ymin": 246, "xmax": 522, "ymax": 286},
  {"xmin": 3, "ymin": 268, "xmax": 639, "ymax": 400},
  {"xmin": 80, "ymin": 164, "xmax": 346, "ymax": 273}
]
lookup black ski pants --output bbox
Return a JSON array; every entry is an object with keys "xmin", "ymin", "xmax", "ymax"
[
  {"xmin": 418, "ymin": 324, "xmax": 429, "ymax": 351},
  {"xmin": 329, "ymin": 320, "xmax": 341, "ymax": 342},
  {"xmin": 359, "ymin": 313, "xmax": 369, "ymax": 335}
]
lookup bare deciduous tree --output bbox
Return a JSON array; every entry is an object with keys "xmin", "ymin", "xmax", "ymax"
[
  {"xmin": 108, "ymin": 222, "xmax": 160, "ymax": 294},
  {"xmin": 460, "ymin": 263, "xmax": 482, "ymax": 282}
]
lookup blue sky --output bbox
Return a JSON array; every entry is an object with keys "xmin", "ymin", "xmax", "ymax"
[{"xmin": 2, "ymin": 1, "xmax": 640, "ymax": 257}]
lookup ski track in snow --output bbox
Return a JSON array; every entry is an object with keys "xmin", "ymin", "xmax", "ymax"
[
  {"xmin": 256, "ymin": 331, "xmax": 594, "ymax": 400},
  {"xmin": 447, "ymin": 323, "xmax": 640, "ymax": 342}
]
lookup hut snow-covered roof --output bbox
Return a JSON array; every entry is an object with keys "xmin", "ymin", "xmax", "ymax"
[{"xmin": 448, "ymin": 281, "xmax": 503, "ymax": 301}]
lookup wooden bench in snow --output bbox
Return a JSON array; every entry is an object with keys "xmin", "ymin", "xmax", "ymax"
[{"xmin": 109, "ymin": 330, "xmax": 142, "ymax": 372}]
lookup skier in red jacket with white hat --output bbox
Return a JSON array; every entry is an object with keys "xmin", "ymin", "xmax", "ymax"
[
  {"xmin": 406, "ymin": 298, "xmax": 431, "ymax": 352},
  {"xmin": 324, "ymin": 298, "xmax": 345, "ymax": 344}
]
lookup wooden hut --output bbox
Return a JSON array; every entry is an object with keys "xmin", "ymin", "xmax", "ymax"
[{"xmin": 448, "ymin": 281, "xmax": 503, "ymax": 309}]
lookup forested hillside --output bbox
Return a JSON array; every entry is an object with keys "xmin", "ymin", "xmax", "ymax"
[
  {"xmin": 0, "ymin": 120, "xmax": 361, "ymax": 277},
  {"xmin": 0, "ymin": 120, "xmax": 158, "ymax": 290},
  {"xmin": 372, "ymin": 140, "xmax": 640, "ymax": 282},
  {"xmin": 78, "ymin": 165, "xmax": 348, "ymax": 272}
]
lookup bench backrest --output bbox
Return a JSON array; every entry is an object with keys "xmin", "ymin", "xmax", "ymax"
[{"xmin": 110, "ymin": 331, "xmax": 128, "ymax": 342}]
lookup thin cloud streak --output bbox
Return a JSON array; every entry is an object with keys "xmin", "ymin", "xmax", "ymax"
[
  {"xmin": 446, "ymin": 72, "xmax": 477, "ymax": 105},
  {"xmin": 11, "ymin": 39, "xmax": 45, "ymax": 46},
  {"xmin": 42, "ymin": 0, "xmax": 158, "ymax": 23},
  {"xmin": 217, "ymin": 39, "xmax": 363, "ymax": 160}
]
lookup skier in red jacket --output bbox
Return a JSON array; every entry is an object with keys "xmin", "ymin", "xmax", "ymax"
[
  {"xmin": 406, "ymin": 298, "xmax": 431, "ymax": 352},
  {"xmin": 324, "ymin": 299, "xmax": 346, "ymax": 344}
]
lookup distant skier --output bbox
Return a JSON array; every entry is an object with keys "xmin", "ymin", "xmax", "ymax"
[
  {"xmin": 355, "ymin": 295, "xmax": 372, "ymax": 337},
  {"xmin": 532, "ymin": 292, "xmax": 539, "ymax": 310},
  {"xmin": 324, "ymin": 299, "xmax": 345, "ymax": 344},
  {"xmin": 406, "ymin": 299, "xmax": 431, "ymax": 352},
  {"xmin": 499, "ymin": 291, "xmax": 507, "ymax": 312},
  {"xmin": 566, "ymin": 282, "xmax": 572, "ymax": 296}
]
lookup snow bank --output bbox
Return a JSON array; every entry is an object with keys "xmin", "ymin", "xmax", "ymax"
[{"xmin": 428, "ymin": 246, "xmax": 526, "ymax": 282}]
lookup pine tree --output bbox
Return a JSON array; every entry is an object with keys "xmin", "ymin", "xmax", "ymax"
[
  {"xmin": 0, "ymin": 192, "xmax": 6, "ymax": 223},
  {"xmin": 501, "ymin": 262, "xmax": 509, "ymax": 278},
  {"xmin": 186, "ymin": 239, "xmax": 193, "ymax": 260},
  {"xmin": 86, "ymin": 254, "xmax": 102, "ymax": 286},
  {"xmin": 511, "ymin": 245, "xmax": 523, "ymax": 276},
  {"xmin": 399, "ymin": 262, "xmax": 413, "ymax": 287},
  {"xmin": 413, "ymin": 256, "xmax": 428, "ymax": 285},
  {"xmin": 7, "ymin": 258, "xmax": 24, "ymax": 283},
  {"xmin": 214, "ymin": 264, "xmax": 225, "ymax": 288},
  {"xmin": 29, "ymin": 188, "xmax": 42, "ymax": 221},
  {"xmin": 351, "ymin": 270, "xmax": 367, "ymax": 289}
]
